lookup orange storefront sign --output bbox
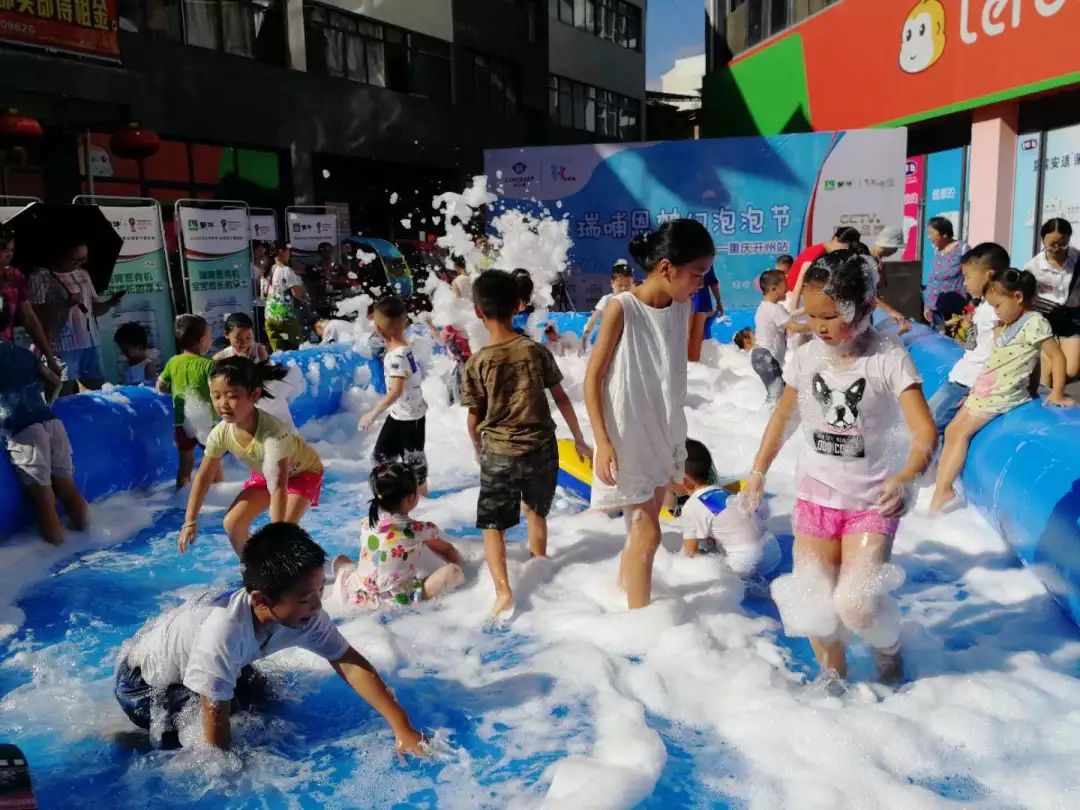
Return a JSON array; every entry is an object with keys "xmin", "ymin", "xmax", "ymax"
[{"xmin": 0, "ymin": 0, "xmax": 118, "ymax": 61}]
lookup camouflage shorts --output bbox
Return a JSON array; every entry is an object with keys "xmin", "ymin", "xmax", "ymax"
[{"xmin": 477, "ymin": 440, "xmax": 559, "ymax": 530}]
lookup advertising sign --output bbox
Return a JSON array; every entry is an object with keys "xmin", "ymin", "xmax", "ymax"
[
  {"xmin": 485, "ymin": 129, "xmax": 906, "ymax": 309},
  {"xmin": 1011, "ymin": 133, "xmax": 1042, "ymax": 263},
  {"xmin": 97, "ymin": 204, "xmax": 175, "ymax": 383},
  {"xmin": 177, "ymin": 204, "xmax": 253, "ymax": 340},
  {"xmin": 0, "ymin": 0, "xmax": 119, "ymax": 61},
  {"xmin": 286, "ymin": 210, "xmax": 338, "ymax": 271},
  {"xmin": 1039, "ymin": 123, "xmax": 1080, "ymax": 239},
  {"xmin": 249, "ymin": 213, "xmax": 277, "ymax": 243},
  {"xmin": 921, "ymin": 148, "xmax": 966, "ymax": 286},
  {"xmin": 902, "ymin": 156, "xmax": 924, "ymax": 262}
]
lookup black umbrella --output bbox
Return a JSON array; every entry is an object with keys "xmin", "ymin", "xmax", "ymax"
[{"xmin": 7, "ymin": 202, "xmax": 124, "ymax": 293}]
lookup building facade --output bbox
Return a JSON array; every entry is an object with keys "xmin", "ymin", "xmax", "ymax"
[
  {"xmin": 0, "ymin": 0, "xmax": 645, "ymax": 240},
  {"xmin": 702, "ymin": 0, "xmax": 1080, "ymax": 272}
]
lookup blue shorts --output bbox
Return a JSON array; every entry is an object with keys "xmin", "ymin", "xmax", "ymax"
[
  {"xmin": 58, "ymin": 346, "xmax": 105, "ymax": 382},
  {"xmin": 928, "ymin": 379, "xmax": 970, "ymax": 436}
]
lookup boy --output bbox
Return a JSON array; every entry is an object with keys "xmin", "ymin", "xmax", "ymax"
[
  {"xmin": 753, "ymin": 269, "xmax": 808, "ymax": 406},
  {"xmin": 581, "ymin": 261, "xmax": 634, "ymax": 348},
  {"xmin": 775, "ymin": 254, "xmax": 794, "ymax": 277},
  {"xmin": 114, "ymin": 321, "xmax": 157, "ymax": 385},
  {"xmin": 927, "ymin": 242, "xmax": 1010, "ymax": 438},
  {"xmin": 680, "ymin": 440, "xmax": 779, "ymax": 577},
  {"xmin": 114, "ymin": 523, "xmax": 425, "ymax": 754},
  {"xmin": 461, "ymin": 270, "xmax": 591, "ymax": 618},
  {"xmin": 157, "ymin": 315, "xmax": 216, "ymax": 488},
  {"xmin": 359, "ymin": 297, "xmax": 429, "ymax": 493},
  {"xmin": 0, "ymin": 301, "xmax": 87, "ymax": 544},
  {"xmin": 732, "ymin": 328, "xmax": 755, "ymax": 351}
]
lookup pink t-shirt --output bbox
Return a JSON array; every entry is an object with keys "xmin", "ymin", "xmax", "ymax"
[
  {"xmin": 0, "ymin": 267, "xmax": 29, "ymax": 342},
  {"xmin": 783, "ymin": 331, "xmax": 921, "ymax": 510}
]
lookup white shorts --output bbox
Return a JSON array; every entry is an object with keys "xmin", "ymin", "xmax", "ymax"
[{"xmin": 6, "ymin": 419, "xmax": 74, "ymax": 486}]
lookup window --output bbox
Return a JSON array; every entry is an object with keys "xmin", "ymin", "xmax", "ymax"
[
  {"xmin": 125, "ymin": 0, "xmax": 286, "ymax": 62},
  {"xmin": 459, "ymin": 50, "xmax": 520, "ymax": 116},
  {"xmin": 746, "ymin": 0, "xmax": 763, "ymax": 46},
  {"xmin": 549, "ymin": 0, "xmax": 641, "ymax": 50},
  {"xmin": 305, "ymin": 3, "xmax": 451, "ymax": 100},
  {"xmin": 769, "ymin": 0, "xmax": 790, "ymax": 35},
  {"xmin": 549, "ymin": 75, "xmax": 639, "ymax": 140}
]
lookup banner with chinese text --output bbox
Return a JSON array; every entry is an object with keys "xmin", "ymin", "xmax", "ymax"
[
  {"xmin": 485, "ymin": 130, "xmax": 906, "ymax": 309},
  {"xmin": 97, "ymin": 204, "xmax": 175, "ymax": 383},
  {"xmin": 177, "ymin": 204, "xmax": 253, "ymax": 341},
  {"xmin": 286, "ymin": 210, "xmax": 338, "ymax": 273},
  {"xmin": 0, "ymin": 0, "xmax": 119, "ymax": 61},
  {"xmin": 921, "ymin": 148, "xmax": 967, "ymax": 286},
  {"xmin": 902, "ymin": 156, "xmax": 924, "ymax": 263},
  {"xmin": 249, "ymin": 212, "xmax": 277, "ymax": 243}
]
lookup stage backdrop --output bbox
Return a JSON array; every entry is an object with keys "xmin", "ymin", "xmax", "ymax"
[{"xmin": 485, "ymin": 129, "xmax": 906, "ymax": 310}]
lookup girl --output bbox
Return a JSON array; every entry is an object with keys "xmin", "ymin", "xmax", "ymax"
[
  {"xmin": 330, "ymin": 462, "xmax": 465, "ymax": 607},
  {"xmin": 585, "ymin": 219, "xmax": 715, "ymax": 609},
  {"xmin": 932, "ymin": 268, "xmax": 1075, "ymax": 512},
  {"xmin": 178, "ymin": 356, "xmax": 324, "ymax": 557},
  {"xmin": 214, "ymin": 311, "xmax": 269, "ymax": 362},
  {"xmin": 744, "ymin": 251, "xmax": 936, "ymax": 682},
  {"xmin": 265, "ymin": 242, "xmax": 307, "ymax": 352}
]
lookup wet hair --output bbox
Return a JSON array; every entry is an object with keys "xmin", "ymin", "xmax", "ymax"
[
  {"xmin": 732, "ymin": 327, "xmax": 754, "ymax": 350},
  {"xmin": 1041, "ymin": 218, "xmax": 1073, "ymax": 239},
  {"xmin": 987, "ymin": 267, "xmax": 1037, "ymax": 304},
  {"xmin": 224, "ymin": 311, "xmax": 254, "ymax": 334},
  {"xmin": 611, "ymin": 262, "xmax": 634, "ymax": 280},
  {"xmin": 114, "ymin": 321, "xmax": 148, "ymax": 350},
  {"xmin": 758, "ymin": 269, "xmax": 786, "ymax": 294},
  {"xmin": 473, "ymin": 269, "xmax": 519, "ymax": 320},
  {"xmin": 833, "ymin": 226, "xmax": 861, "ymax": 245},
  {"xmin": 368, "ymin": 461, "xmax": 418, "ymax": 524},
  {"xmin": 512, "ymin": 268, "xmax": 534, "ymax": 307},
  {"xmin": 241, "ymin": 522, "xmax": 327, "ymax": 601},
  {"xmin": 853, "ymin": 242, "xmax": 871, "ymax": 256},
  {"xmin": 372, "ymin": 295, "xmax": 408, "ymax": 321},
  {"xmin": 318, "ymin": 241, "xmax": 333, "ymax": 251},
  {"xmin": 927, "ymin": 216, "xmax": 954, "ymax": 239},
  {"xmin": 776, "ymin": 254, "xmax": 794, "ymax": 267},
  {"xmin": 961, "ymin": 242, "xmax": 1010, "ymax": 273},
  {"xmin": 804, "ymin": 249, "xmax": 877, "ymax": 322},
  {"xmin": 273, "ymin": 240, "xmax": 291, "ymax": 258},
  {"xmin": 627, "ymin": 219, "xmax": 715, "ymax": 273},
  {"xmin": 684, "ymin": 439, "xmax": 714, "ymax": 485},
  {"xmin": 210, "ymin": 355, "xmax": 288, "ymax": 397},
  {"xmin": 175, "ymin": 314, "xmax": 208, "ymax": 352},
  {"xmin": 451, "ymin": 254, "xmax": 466, "ymax": 270}
]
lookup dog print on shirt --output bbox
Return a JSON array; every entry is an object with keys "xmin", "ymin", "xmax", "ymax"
[{"xmin": 811, "ymin": 373, "xmax": 867, "ymax": 457}]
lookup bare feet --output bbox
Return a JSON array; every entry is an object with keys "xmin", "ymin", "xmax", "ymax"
[
  {"xmin": 929, "ymin": 487, "xmax": 955, "ymax": 513},
  {"xmin": 490, "ymin": 590, "xmax": 514, "ymax": 619}
]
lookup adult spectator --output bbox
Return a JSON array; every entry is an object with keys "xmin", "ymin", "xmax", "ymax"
[
  {"xmin": 786, "ymin": 226, "xmax": 861, "ymax": 310},
  {"xmin": 870, "ymin": 225, "xmax": 906, "ymax": 290},
  {"xmin": 0, "ymin": 226, "xmax": 61, "ymax": 376},
  {"xmin": 688, "ymin": 266, "xmax": 724, "ymax": 362},
  {"xmin": 1023, "ymin": 218, "xmax": 1080, "ymax": 380},
  {"xmin": 924, "ymin": 216, "xmax": 968, "ymax": 328},
  {"xmin": 264, "ymin": 242, "xmax": 306, "ymax": 351},
  {"xmin": 29, "ymin": 238, "xmax": 124, "ymax": 394}
]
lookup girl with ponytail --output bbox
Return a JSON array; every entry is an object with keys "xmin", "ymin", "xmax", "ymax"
[
  {"xmin": 330, "ymin": 462, "xmax": 465, "ymax": 607},
  {"xmin": 584, "ymin": 218, "xmax": 716, "ymax": 609}
]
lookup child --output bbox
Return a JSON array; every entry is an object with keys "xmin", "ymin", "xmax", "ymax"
[
  {"xmin": 450, "ymin": 255, "xmax": 472, "ymax": 302},
  {"xmin": 461, "ymin": 269, "xmax": 591, "ymax": 618},
  {"xmin": 114, "ymin": 322, "xmax": 157, "ymax": 385},
  {"xmin": 775, "ymin": 254, "xmax": 794, "ymax": 276},
  {"xmin": 0, "ymin": 301, "xmax": 87, "ymax": 544},
  {"xmin": 511, "ymin": 268, "xmax": 535, "ymax": 335},
  {"xmin": 932, "ymin": 268, "xmax": 1075, "ymax": 512},
  {"xmin": 178, "ymin": 357, "xmax": 324, "ymax": 557},
  {"xmin": 753, "ymin": 269, "xmax": 810, "ymax": 406},
  {"xmin": 927, "ymin": 243, "xmax": 1011, "ymax": 437},
  {"xmin": 358, "ymin": 296, "xmax": 429, "ymax": 494},
  {"xmin": 733, "ymin": 328, "xmax": 755, "ymax": 350},
  {"xmin": 157, "ymin": 315, "xmax": 216, "ymax": 489},
  {"xmin": 581, "ymin": 261, "xmax": 635, "ymax": 348},
  {"xmin": 743, "ymin": 250, "xmax": 936, "ymax": 682},
  {"xmin": 331, "ymin": 462, "xmax": 465, "ymax": 607},
  {"xmin": 315, "ymin": 317, "xmax": 354, "ymax": 345},
  {"xmin": 584, "ymin": 219, "xmax": 715, "ymax": 609},
  {"xmin": 213, "ymin": 311, "xmax": 269, "ymax": 363},
  {"xmin": 116, "ymin": 522, "xmax": 426, "ymax": 754},
  {"xmin": 680, "ymin": 439, "xmax": 780, "ymax": 577}
]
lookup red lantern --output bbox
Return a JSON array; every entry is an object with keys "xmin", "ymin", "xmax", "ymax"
[
  {"xmin": 109, "ymin": 122, "xmax": 161, "ymax": 159},
  {"xmin": 0, "ymin": 109, "xmax": 44, "ymax": 145}
]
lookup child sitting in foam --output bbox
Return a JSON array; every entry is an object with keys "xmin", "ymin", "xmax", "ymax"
[{"xmin": 331, "ymin": 462, "xmax": 464, "ymax": 607}]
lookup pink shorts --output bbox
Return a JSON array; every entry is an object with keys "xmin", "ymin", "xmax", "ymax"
[
  {"xmin": 793, "ymin": 499, "xmax": 899, "ymax": 540},
  {"xmin": 244, "ymin": 469, "xmax": 324, "ymax": 506}
]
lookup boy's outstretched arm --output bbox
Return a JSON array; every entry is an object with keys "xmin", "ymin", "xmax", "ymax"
[
  {"xmin": 331, "ymin": 646, "xmax": 425, "ymax": 755},
  {"xmin": 550, "ymin": 383, "xmax": 592, "ymax": 461}
]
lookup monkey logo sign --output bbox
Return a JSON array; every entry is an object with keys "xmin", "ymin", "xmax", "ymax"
[{"xmin": 900, "ymin": 0, "xmax": 946, "ymax": 73}]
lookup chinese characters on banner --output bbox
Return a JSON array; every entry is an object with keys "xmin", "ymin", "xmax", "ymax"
[
  {"xmin": 177, "ymin": 205, "xmax": 254, "ymax": 341},
  {"xmin": 97, "ymin": 204, "xmax": 176, "ymax": 383},
  {"xmin": 921, "ymin": 148, "xmax": 966, "ymax": 286},
  {"xmin": 249, "ymin": 213, "xmax": 278, "ymax": 243},
  {"xmin": 286, "ymin": 211, "xmax": 338, "ymax": 271},
  {"xmin": 1039, "ymin": 123, "xmax": 1080, "ymax": 240},
  {"xmin": 0, "ymin": 0, "xmax": 119, "ymax": 61}
]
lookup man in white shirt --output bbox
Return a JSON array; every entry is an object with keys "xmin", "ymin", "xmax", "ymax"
[{"xmin": 114, "ymin": 523, "xmax": 425, "ymax": 754}]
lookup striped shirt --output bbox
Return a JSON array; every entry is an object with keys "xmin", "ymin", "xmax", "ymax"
[{"xmin": 28, "ymin": 268, "xmax": 101, "ymax": 353}]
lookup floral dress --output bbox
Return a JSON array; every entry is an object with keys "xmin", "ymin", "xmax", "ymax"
[{"xmin": 337, "ymin": 512, "xmax": 442, "ymax": 607}]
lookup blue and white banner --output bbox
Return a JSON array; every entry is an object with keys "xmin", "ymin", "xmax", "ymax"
[{"xmin": 485, "ymin": 130, "xmax": 906, "ymax": 309}]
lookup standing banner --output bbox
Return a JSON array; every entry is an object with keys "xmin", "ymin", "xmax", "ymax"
[
  {"xmin": 1039, "ymin": 123, "xmax": 1080, "ymax": 237},
  {"xmin": 485, "ymin": 129, "xmax": 906, "ymax": 309},
  {"xmin": 249, "ymin": 209, "xmax": 278, "ymax": 243},
  {"xmin": 1011, "ymin": 133, "xmax": 1043, "ymax": 264},
  {"xmin": 286, "ymin": 207, "xmax": 338, "ymax": 272},
  {"xmin": 902, "ymin": 156, "xmax": 924, "ymax": 262},
  {"xmin": 85, "ymin": 200, "xmax": 177, "ymax": 383},
  {"xmin": 0, "ymin": 197, "xmax": 40, "ymax": 223},
  {"xmin": 176, "ymin": 202, "xmax": 254, "ymax": 341},
  {"xmin": 921, "ymin": 148, "xmax": 967, "ymax": 286}
]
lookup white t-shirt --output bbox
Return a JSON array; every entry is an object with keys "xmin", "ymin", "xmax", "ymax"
[
  {"xmin": 1023, "ymin": 247, "xmax": 1079, "ymax": 307},
  {"xmin": 452, "ymin": 273, "xmax": 473, "ymax": 302},
  {"xmin": 594, "ymin": 293, "xmax": 613, "ymax": 312},
  {"xmin": 681, "ymin": 486, "xmax": 781, "ymax": 577},
  {"xmin": 384, "ymin": 345, "xmax": 427, "ymax": 421},
  {"xmin": 948, "ymin": 300, "xmax": 998, "ymax": 387},
  {"xmin": 127, "ymin": 589, "xmax": 349, "ymax": 702},
  {"xmin": 754, "ymin": 300, "xmax": 791, "ymax": 365},
  {"xmin": 783, "ymin": 331, "xmax": 922, "ymax": 511},
  {"xmin": 320, "ymin": 319, "xmax": 353, "ymax": 344}
]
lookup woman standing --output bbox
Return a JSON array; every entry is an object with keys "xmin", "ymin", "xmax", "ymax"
[
  {"xmin": 924, "ymin": 217, "xmax": 968, "ymax": 328},
  {"xmin": 264, "ymin": 242, "xmax": 307, "ymax": 352},
  {"xmin": 0, "ymin": 227, "xmax": 61, "ymax": 376},
  {"xmin": 1023, "ymin": 218, "xmax": 1080, "ymax": 381}
]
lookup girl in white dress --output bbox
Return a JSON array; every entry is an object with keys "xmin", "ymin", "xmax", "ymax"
[{"xmin": 585, "ymin": 219, "xmax": 715, "ymax": 609}]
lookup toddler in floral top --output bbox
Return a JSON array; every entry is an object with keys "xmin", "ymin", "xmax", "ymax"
[{"xmin": 331, "ymin": 462, "xmax": 464, "ymax": 607}]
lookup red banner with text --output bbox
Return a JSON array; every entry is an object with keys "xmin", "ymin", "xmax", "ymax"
[{"xmin": 0, "ymin": 0, "xmax": 119, "ymax": 61}]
